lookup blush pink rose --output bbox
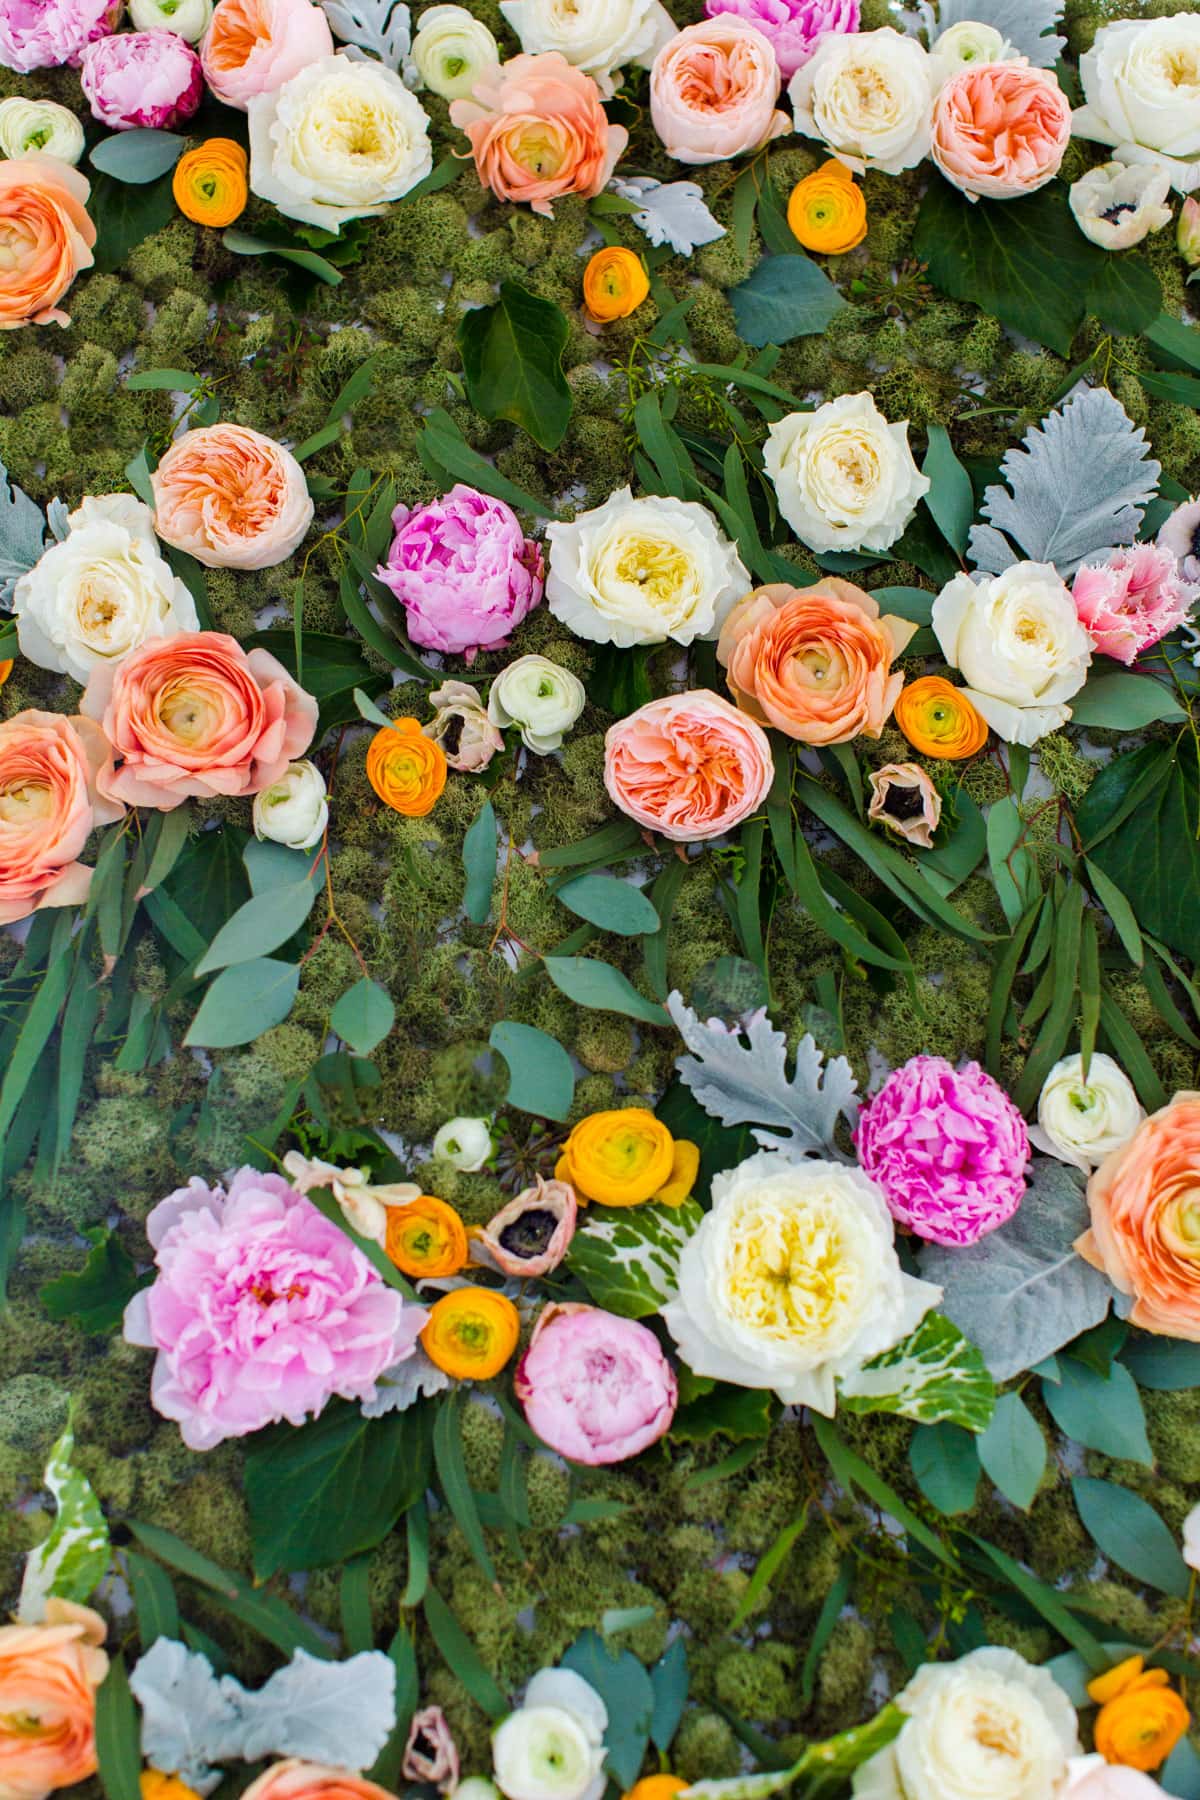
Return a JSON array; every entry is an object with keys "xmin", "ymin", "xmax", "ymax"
[
  {"xmin": 80, "ymin": 629, "xmax": 318, "ymax": 810},
  {"xmin": 0, "ymin": 710, "xmax": 124, "ymax": 927},
  {"xmin": 515, "ymin": 1302, "xmax": 676, "ymax": 1465},
  {"xmin": 150, "ymin": 423, "xmax": 313, "ymax": 570},
  {"xmin": 200, "ymin": 0, "xmax": 333, "ymax": 107},
  {"xmin": 931, "ymin": 61, "xmax": 1071, "ymax": 200},
  {"xmin": 0, "ymin": 0, "xmax": 118, "ymax": 73},
  {"xmin": 0, "ymin": 155, "xmax": 95, "ymax": 330},
  {"xmin": 80, "ymin": 29, "xmax": 202, "ymax": 129},
  {"xmin": 450, "ymin": 52, "xmax": 626, "ymax": 217},
  {"xmin": 604, "ymin": 689, "xmax": 774, "ymax": 842},
  {"xmin": 650, "ymin": 17, "xmax": 790, "ymax": 164},
  {"xmin": 1072, "ymin": 543, "xmax": 1196, "ymax": 666}
]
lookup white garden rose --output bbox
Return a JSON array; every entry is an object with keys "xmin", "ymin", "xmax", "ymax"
[
  {"xmin": 1073, "ymin": 14, "xmax": 1200, "ymax": 193},
  {"xmin": 499, "ymin": 0, "xmax": 675, "ymax": 99},
  {"xmin": 1029, "ymin": 1053, "xmax": 1145, "ymax": 1173},
  {"xmin": 13, "ymin": 495, "xmax": 198, "ymax": 683},
  {"xmin": 411, "ymin": 4, "xmax": 500, "ymax": 100},
  {"xmin": 0, "ymin": 97, "xmax": 85, "ymax": 164},
  {"xmin": 433, "ymin": 1116, "xmax": 493, "ymax": 1171},
  {"xmin": 128, "ymin": 0, "xmax": 212, "ymax": 39},
  {"xmin": 487, "ymin": 654, "xmax": 586, "ymax": 753},
  {"xmin": 789, "ymin": 28, "xmax": 935, "ymax": 175},
  {"xmin": 852, "ymin": 1648, "xmax": 1080, "ymax": 1800},
  {"xmin": 546, "ymin": 488, "xmax": 750, "ymax": 649},
  {"xmin": 931, "ymin": 562, "xmax": 1092, "ymax": 745},
  {"xmin": 763, "ymin": 393, "xmax": 930, "ymax": 554},
  {"xmin": 493, "ymin": 1669, "xmax": 608, "ymax": 1800},
  {"xmin": 252, "ymin": 759, "xmax": 329, "ymax": 851},
  {"xmin": 1069, "ymin": 160, "xmax": 1174, "ymax": 248},
  {"xmin": 928, "ymin": 21, "xmax": 1016, "ymax": 89},
  {"xmin": 1183, "ymin": 1504, "xmax": 1200, "ymax": 1572},
  {"xmin": 660, "ymin": 1150, "xmax": 941, "ymax": 1414},
  {"xmin": 248, "ymin": 54, "xmax": 433, "ymax": 232}
]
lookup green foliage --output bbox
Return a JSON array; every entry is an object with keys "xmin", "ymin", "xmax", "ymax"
[
  {"xmin": 39, "ymin": 1232, "xmax": 149, "ymax": 1335},
  {"xmin": 458, "ymin": 281, "xmax": 572, "ymax": 452}
]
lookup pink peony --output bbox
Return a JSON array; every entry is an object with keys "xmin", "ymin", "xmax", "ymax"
[
  {"xmin": 854, "ymin": 1055, "xmax": 1030, "ymax": 1246},
  {"xmin": 201, "ymin": 0, "xmax": 334, "ymax": 109},
  {"xmin": 931, "ymin": 62, "xmax": 1071, "ymax": 201},
  {"xmin": 123, "ymin": 1168, "xmax": 427, "ymax": 1450},
  {"xmin": 80, "ymin": 28, "xmax": 203, "ymax": 129},
  {"xmin": 651, "ymin": 16, "xmax": 790, "ymax": 164},
  {"xmin": 376, "ymin": 484, "xmax": 543, "ymax": 658},
  {"xmin": 704, "ymin": 0, "xmax": 859, "ymax": 80},
  {"xmin": 515, "ymin": 1302, "xmax": 677, "ymax": 1465},
  {"xmin": 1072, "ymin": 542, "xmax": 1196, "ymax": 666},
  {"xmin": 0, "ymin": 0, "xmax": 118, "ymax": 73}
]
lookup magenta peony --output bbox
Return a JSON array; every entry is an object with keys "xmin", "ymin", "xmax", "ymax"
[
  {"xmin": 515, "ymin": 1302, "xmax": 676, "ymax": 1464},
  {"xmin": 704, "ymin": 0, "xmax": 859, "ymax": 80},
  {"xmin": 0, "ymin": 0, "xmax": 118, "ymax": 72},
  {"xmin": 854, "ymin": 1056, "xmax": 1030, "ymax": 1247},
  {"xmin": 1072, "ymin": 542, "xmax": 1196, "ymax": 665},
  {"xmin": 375, "ymin": 484, "xmax": 543, "ymax": 659},
  {"xmin": 80, "ymin": 28, "xmax": 202, "ymax": 129},
  {"xmin": 123, "ymin": 1168, "xmax": 427, "ymax": 1450}
]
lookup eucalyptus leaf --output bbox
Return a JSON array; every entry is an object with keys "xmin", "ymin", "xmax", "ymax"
[
  {"xmin": 185, "ymin": 959, "xmax": 301, "ymax": 1049},
  {"xmin": 544, "ymin": 956, "xmax": 666, "ymax": 1026},
  {"xmin": 556, "ymin": 873, "xmax": 660, "ymax": 937},
  {"xmin": 977, "ymin": 1391, "xmax": 1046, "ymax": 1509},
  {"xmin": 1072, "ymin": 1476, "xmax": 1190, "ymax": 1596},
  {"xmin": 194, "ymin": 882, "xmax": 315, "ymax": 975},
  {"xmin": 1043, "ymin": 1358, "xmax": 1153, "ymax": 1465},
  {"xmin": 90, "ymin": 130, "xmax": 185, "ymax": 184},
  {"xmin": 729, "ymin": 254, "xmax": 846, "ymax": 347},
  {"xmin": 331, "ymin": 978, "xmax": 395, "ymax": 1056},
  {"xmin": 489, "ymin": 1020, "xmax": 575, "ymax": 1123}
]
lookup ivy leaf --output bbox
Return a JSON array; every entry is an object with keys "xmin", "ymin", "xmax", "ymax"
[
  {"xmin": 458, "ymin": 281, "xmax": 572, "ymax": 453},
  {"xmin": 40, "ymin": 1231, "xmax": 150, "ymax": 1335},
  {"xmin": 934, "ymin": 0, "xmax": 1065, "ymax": 63},
  {"xmin": 838, "ymin": 1313, "xmax": 996, "ymax": 1433},
  {"xmin": 729, "ymin": 254, "xmax": 846, "ymax": 348},
  {"xmin": 567, "ymin": 1199, "xmax": 704, "ymax": 1317},
  {"xmin": 17, "ymin": 1413, "xmax": 110, "ymax": 1620}
]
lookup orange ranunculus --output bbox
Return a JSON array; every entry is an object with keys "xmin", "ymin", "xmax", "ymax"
[
  {"xmin": 384, "ymin": 1195, "xmax": 469, "ymax": 1278},
  {"xmin": 366, "ymin": 720, "xmax": 447, "ymax": 818},
  {"xmin": 556, "ymin": 1108, "xmax": 699, "ymax": 1208},
  {"xmin": 787, "ymin": 160, "xmax": 867, "ymax": 254},
  {"xmin": 583, "ymin": 247, "xmax": 649, "ymax": 323},
  {"xmin": 1088, "ymin": 1657, "xmax": 1190, "ymax": 1772},
  {"xmin": 0, "ymin": 1600, "xmax": 108, "ymax": 1800},
  {"xmin": 0, "ymin": 155, "xmax": 96, "ymax": 331},
  {"xmin": 142, "ymin": 1774, "xmax": 203, "ymax": 1800},
  {"xmin": 0, "ymin": 659, "xmax": 11, "ymax": 686},
  {"xmin": 172, "ymin": 139, "xmax": 249, "ymax": 228},
  {"xmin": 421, "ymin": 1287, "xmax": 520, "ymax": 1381},
  {"xmin": 624, "ymin": 1780, "xmax": 688, "ymax": 1800},
  {"xmin": 894, "ymin": 674, "xmax": 989, "ymax": 760}
]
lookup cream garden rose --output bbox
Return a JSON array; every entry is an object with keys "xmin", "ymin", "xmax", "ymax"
[
  {"xmin": 493, "ymin": 1669, "xmax": 608, "ymax": 1800},
  {"xmin": 1073, "ymin": 13, "xmax": 1200, "ymax": 193},
  {"xmin": 499, "ymin": 0, "xmax": 675, "ymax": 99},
  {"xmin": 932, "ymin": 562, "xmax": 1092, "ymax": 745},
  {"xmin": 764, "ymin": 393, "xmax": 930, "ymax": 554},
  {"xmin": 252, "ymin": 759, "xmax": 328, "ymax": 851},
  {"xmin": 660, "ymin": 1150, "xmax": 941, "ymax": 1413},
  {"xmin": 0, "ymin": 97, "xmax": 85, "ymax": 163},
  {"xmin": 487, "ymin": 654, "xmax": 586, "ymax": 753},
  {"xmin": 789, "ymin": 28, "xmax": 935, "ymax": 175},
  {"xmin": 411, "ymin": 5, "xmax": 500, "ymax": 100},
  {"xmin": 1030, "ymin": 1053, "xmax": 1145, "ymax": 1173}
]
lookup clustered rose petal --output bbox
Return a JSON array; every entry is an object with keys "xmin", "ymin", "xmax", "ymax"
[
  {"xmin": 201, "ymin": 0, "xmax": 333, "ymax": 107},
  {"xmin": 80, "ymin": 29, "xmax": 203, "ymax": 130},
  {"xmin": 604, "ymin": 689, "xmax": 774, "ymax": 842},
  {"xmin": 0, "ymin": 154, "xmax": 95, "ymax": 330},
  {"xmin": 1073, "ymin": 14, "xmax": 1200, "ymax": 194},
  {"xmin": 0, "ymin": 1601, "xmax": 108, "ymax": 1800},
  {"xmin": 0, "ymin": 710, "xmax": 124, "ymax": 927},
  {"xmin": 450, "ymin": 52, "xmax": 626, "ymax": 217},
  {"xmin": 764, "ymin": 393, "xmax": 930, "ymax": 554},
  {"xmin": 0, "ymin": 0, "xmax": 117, "ymax": 72},
  {"xmin": 376, "ymin": 485, "xmax": 543, "ymax": 657},
  {"xmin": 123, "ymin": 1169, "xmax": 428, "ymax": 1450},
  {"xmin": 1072, "ymin": 543, "xmax": 1196, "ymax": 665},
  {"xmin": 854, "ymin": 1055, "xmax": 1030, "ymax": 1247},
  {"xmin": 151, "ymin": 423, "xmax": 314, "ymax": 570},
  {"xmin": 933, "ymin": 562, "xmax": 1092, "ymax": 746},
  {"xmin": 931, "ymin": 62, "xmax": 1070, "ymax": 200},
  {"xmin": 706, "ymin": 0, "xmax": 859, "ymax": 81},
  {"xmin": 516, "ymin": 1302, "xmax": 677, "ymax": 1464},
  {"xmin": 650, "ymin": 17, "xmax": 789, "ymax": 164}
]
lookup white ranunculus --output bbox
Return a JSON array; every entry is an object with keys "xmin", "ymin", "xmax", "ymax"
[
  {"xmin": 248, "ymin": 54, "xmax": 433, "ymax": 232},
  {"xmin": 499, "ymin": 0, "xmax": 675, "ymax": 99},
  {"xmin": 252, "ymin": 759, "xmax": 329, "ymax": 851},
  {"xmin": 764, "ymin": 393, "xmax": 930, "ymax": 554},
  {"xmin": 1029, "ymin": 1053, "xmax": 1145, "ymax": 1173},
  {"xmin": 433, "ymin": 1116, "xmax": 493, "ymax": 1171},
  {"xmin": 493, "ymin": 1669, "xmax": 608, "ymax": 1800},
  {"xmin": 853, "ymin": 1648, "xmax": 1080, "ymax": 1800},
  {"xmin": 128, "ymin": 0, "xmax": 212, "ymax": 39},
  {"xmin": 458, "ymin": 1784, "xmax": 504, "ymax": 1800},
  {"xmin": 0, "ymin": 97, "xmax": 86, "ymax": 164},
  {"xmin": 1073, "ymin": 14, "xmax": 1200, "ymax": 194},
  {"xmin": 928, "ymin": 21, "xmax": 1016, "ymax": 89},
  {"xmin": 487, "ymin": 654, "xmax": 586, "ymax": 753},
  {"xmin": 1069, "ymin": 160, "xmax": 1173, "ymax": 249},
  {"xmin": 546, "ymin": 488, "xmax": 750, "ymax": 649},
  {"xmin": 13, "ymin": 495, "xmax": 197, "ymax": 683},
  {"xmin": 931, "ymin": 562, "xmax": 1092, "ymax": 745},
  {"xmin": 411, "ymin": 4, "xmax": 500, "ymax": 99},
  {"xmin": 789, "ymin": 28, "xmax": 934, "ymax": 175},
  {"xmin": 660, "ymin": 1150, "xmax": 941, "ymax": 1415}
]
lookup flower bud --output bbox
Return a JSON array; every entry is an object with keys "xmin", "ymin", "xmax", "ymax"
[
  {"xmin": 252, "ymin": 759, "xmax": 328, "ymax": 851},
  {"xmin": 0, "ymin": 97, "xmax": 85, "ymax": 164},
  {"xmin": 411, "ymin": 2, "xmax": 500, "ymax": 99},
  {"xmin": 488, "ymin": 654, "xmax": 586, "ymax": 754},
  {"xmin": 1179, "ymin": 195, "xmax": 1200, "ymax": 268},
  {"xmin": 433, "ymin": 1115, "xmax": 493, "ymax": 1172},
  {"xmin": 128, "ymin": 0, "xmax": 212, "ymax": 40}
]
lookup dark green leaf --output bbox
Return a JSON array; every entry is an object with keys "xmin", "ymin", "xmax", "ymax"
[
  {"xmin": 1122, "ymin": 1336, "xmax": 1200, "ymax": 1390},
  {"xmin": 649, "ymin": 1640, "xmax": 689, "ymax": 1753},
  {"xmin": 420, "ymin": 409, "xmax": 552, "ymax": 516},
  {"xmin": 90, "ymin": 173, "xmax": 177, "ymax": 273},
  {"xmin": 909, "ymin": 1422, "xmax": 981, "ymax": 1515},
  {"xmin": 1072, "ymin": 1476, "xmax": 1189, "ymax": 1596},
  {"xmin": 1069, "ymin": 672, "xmax": 1186, "ymax": 729},
  {"xmin": 922, "ymin": 425, "xmax": 974, "ymax": 556},
  {"xmin": 125, "ymin": 1551, "xmax": 179, "ymax": 1650},
  {"xmin": 95, "ymin": 1656, "xmax": 141, "ymax": 1800},
  {"xmin": 222, "ymin": 229, "xmax": 343, "ymax": 285},
  {"xmin": 40, "ymin": 1232, "xmax": 149, "ymax": 1335},
  {"xmin": 670, "ymin": 1384, "xmax": 778, "ymax": 1443},
  {"xmin": 1077, "ymin": 740, "xmax": 1200, "ymax": 960},
  {"xmin": 129, "ymin": 1520, "xmax": 335, "ymax": 1657},
  {"xmin": 463, "ymin": 799, "xmax": 497, "ymax": 925},
  {"xmin": 424, "ymin": 1587, "xmax": 508, "ymax": 1718},
  {"xmin": 458, "ymin": 281, "xmax": 572, "ymax": 451}
]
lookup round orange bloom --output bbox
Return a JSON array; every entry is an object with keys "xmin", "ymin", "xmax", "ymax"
[
  {"xmin": 0, "ymin": 156, "xmax": 96, "ymax": 332},
  {"xmin": 0, "ymin": 660, "xmax": 12, "ymax": 686},
  {"xmin": 894, "ymin": 674, "xmax": 989, "ymax": 760},
  {"xmin": 421, "ymin": 1287, "xmax": 521, "ymax": 1381},
  {"xmin": 172, "ymin": 139, "xmax": 249, "ymax": 228},
  {"xmin": 1088, "ymin": 1658, "xmax": 1189, "ymax": 1772},
  {"xmin": 717, "ymin": 579, "xmax": 916, "ymax": 745},
  {"xmin": 142, "ymin": 1774, "xmax": 203, "ymax": 1800},
  {"xmin": 583, "ymin": 247, "xmax": 649, "ymax": 323},
  {"xmin": 556, "ymin": 1108, "xmax": 700, "ymax": 1208},
  {"xmin": 1075, "ymin": 1093, "xmax": 1200, "ymax": 1339},
  {"xmin": 0, "ymin": 1600, "xmax": 108, "ymax": 1800},
  {"xmin": 787, "ymin": 161, "xmax": 867, "ymax": 254},
  {"xmin": 384, "ymin": 1195, "xmax": 469, "ymax": 1278},
  {"xmin": 366, "ymin": 720, "xmax": 447, "ymax": 818},
  {"xmin": 625, "ymin": 1779, "xmax": 688, "ymax": 1800}
]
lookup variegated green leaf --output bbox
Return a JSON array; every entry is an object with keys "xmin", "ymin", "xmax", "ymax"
[
  {"xmin": 567, "ymin": 1200, "xmax": 703, "ymax": 1318},
  {"xmin": 837, "ymin": 1313, "xmax": 996, "ymax": 1433},
  {"xmin": 679, "ymin": 1704, "xmax": 905, "ymax": 1800},
  {"xmin": 18, "ymin": 1411, "xmax": 110, "ymax": 1620}
]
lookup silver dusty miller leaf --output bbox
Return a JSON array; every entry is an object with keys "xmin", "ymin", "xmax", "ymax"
[
  {"xmin": 320, "ymin": 0, "xmax": 412, "ymax": 69},
  {"xmin": 0, "ymin": 455, "xmax": 50, "ymax": 604},
  {"xmin": 935, "ymin": 0, "xmax": 1065, "ymax": 63},
  {"xmin": 609, "ymin": 177, "xmax": 725, "ymax": 255}
]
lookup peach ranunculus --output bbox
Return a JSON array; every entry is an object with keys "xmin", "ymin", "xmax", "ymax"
[
  {"xmin": 931, "ymin": 62, "xmax": 1071, "ymax": 201},
  {"xmin": 0, "ymin": 154, "xmax": 95, "ymax": 330},
  {"xmin": 604, "ymin": 689, "xmax": 774, "ymax": 843},
  {"xmin": 449, "ymin": 52, "xmax": 627, "ymax": 217},
  {"xmin": 650, "ymin": 17, "xmax": 790, "ymax": 164},
  {"xmin": 717, "ymin": 579, "xmax": 916, "ymax": 745},
  {"xmin": 0, "ymin": 710, "xmax": 124, "ymax": 927},
  {"xmin": 80, "ymin": 630, "xmax": 319, "ymax": 810},
  {"xmin": 0, "ymin": 1599, "xmax": 108, "ymax": 1800},
  {"xmin": 200, "ymin": 0, "xmax": 334, "ymax": 109},
  {"xmin": 240, "ymin": 1764, "xmax": 400, "ymax": 1800},
  {"xmin": 1075, "ymin": 1093, "xmax": 1200, "ymax": 1339},
  {"xmin": 150, "ymin": 423, "xmax": 314, "ymax": 570}
]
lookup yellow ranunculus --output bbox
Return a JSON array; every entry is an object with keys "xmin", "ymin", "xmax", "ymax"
[
  {"xmin": 583, "ymin": 246, "xmax": 650, "ymax": 323},
  {"xmin": 556, "ymin": 1108, "xmax": 698, "ymax": 1208}
]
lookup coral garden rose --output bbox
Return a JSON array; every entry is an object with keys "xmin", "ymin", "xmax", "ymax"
[
  {"xmin": 650, "ymin": 17, "xmax": 790, "ymax": 164},
  {"xmin": 931, "ymin": 62, "xmax": 1071, "ymax": 200},
  {"xmin": 0, "ymin": 1600, "xmax": 108, "ymax": 1800},
  {"xmin": 1069, "ymin": 161, "xmax": 1173, "ymax": 249},
  {"xmin": 150, "ymin": 423, "xmax": 313, "ymax": 570},
  {"xmin": 557, "ymin": 1109, "xmax": 699, "ymax": 1207},
  {"xmin": 1030, "ymin": 1053, "xmax": 1145, "ymax": 1174},
  {"xmin": 515, "ymin": 1302, "xmax": 677, "ymax": 1465},
  {"xmin": 706, "ymin": 0, "xmax": 859, "ymax": 81},
  {"xmin": 500, "ymin": 0, "xmax": 673, "ymax": 99},
  {"xmin": 1072, "ymin": 543, "xmax": 1195, "ymax": 665},
  {"xmin": 1075, "ymin": 1092, "xmax": 1200, "ymax": 1338},
  {"xmin": 131, "ymin": 0, "xmax": 211, "ymax": 37},
  {"xmin": 932, "ymin": 562, "xmax": 1092, "ymax": 746},
  {"xmin": 0, "ymin": 96, "xmax": 85, "ymax": 163},
  {"xmin": 123, "ymin": 1169, "xmax": 427, "ymax": 1450},
  {"xmin": 1073, "ymin": 14, "xmax": 1200, "ymax": 193},
  {"xmin": 1088, "ymin": 1658, "xmax": 1189, "ymax": 1774},
  {"xmin": 252, "ymin": 757, "xmax": 328, "ymax": 851},
  {"xmin": 366, "ymin": 720, "xmax": 448, "ymax": 817},
  {"xmin": 376, "ymin": 485, "xmax": 543, "ymax": 658},
  {"xmin": 1066, "ymin": 1756, "xmax": 1169, "ymax": 1800},
  {"xmin": 763, "ymin": 393, "xmax": 930, "ymax": 553},
  {"xmin": 200, "ymin": 0, "xmax": 334, "ymax": 108},
  {"xmin": 472, "ymin": 1178, "xmax": 578, "ymax": 1278},
  {"xmin": 717, "ymin": 579, "xmax": 916, "ymax": 745},
  {"xmin": 0, "ymin": 154, "xmax": 95, "ymax": 330},
  {"xmin": 0, "ymin": 710, "xmax": 123, "ymax": 926},
  {"xmin": 80, "ymin": 29, "xmax": 203, "ymax": 130},
  {"xmin": 866, "ymin": 762, "xmax": 941, "ymax": 848},
  {"xmin": 425, "ymin": 680, "xmax": 504, "ymax": 773},
  {"xmin": 450, "ymin": 53, "xmax": 625, "ymax": 217},
  {"xmin": 384, "ymin": 1194, "xmax": 470, "ymax": 1279},
  {"xmin": 894, "ymin": 675, "xmax": 989, "ymax": 759},
  {"xmin": 81, "ymin": 630, "xmax": 318, "ymax": 809},
  {"xmin": 411, "ymin": 4, "xmax": 500, "ymax": 100},
  {"xmin": 582, "ymin": 245, "xmax": 649, "ymax": 322},
  {"xmin": 854, "ymin": 1055, "xmax": 1030, "ymax": 1247},
  {"xmin": 789, "ymin": 28, "xmax": 934, "ymax": 175},
  {"xmin": 420, "ymin": 1286, "xmax": 521, "ymax": 1380},
  {"xmin": 0, "ymin": 0, "xmax": 116, "ymax": 72},
  {"xmin": 172, "ymin": 137, "xmax": 249, "ymax": 227},
  {"xmin": 787, "ymin": 159, "xmax": 866, "ymax": 253},
  {"xmin": 493, "ymin": 1670, "xmax": 608, "ymax": 1800},
  {"xmin": 488, "ymin": 654, "xmax": 586, "ymax": 753},
  {"xmin": 241, "ymin": 1764, "xmax": 402, "ymax": 1800},
  {"xmin": 603, "ymin": 689, "xmax": 774, "ymax": 842}
]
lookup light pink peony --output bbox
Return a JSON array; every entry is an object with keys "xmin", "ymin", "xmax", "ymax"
[
  {"xmin": 376, "ymin": 485, "xmax": 543, "ymax": 658},
  {"xmin": 123, "ymin": 1168, "xmax": 427, "ymax": 1451},
  {"xmin": 515, "ymin": 1302, "xmax": 677, "ymax": 1465},
  {"xmin": 150, "ymin": 423, "xmax": 313, "ymax": 570},
  {"xmin": 201, "ymin": 0, "xmax": 334, "ymax": 109},
  {"xmin": 651, "ymin": 16, "xmax": 790, "ymax": 164},
  {"xmin": 604, "ymin": 689, "xmax": 774, "ymax": 842},
  {"xmin": 704, "ymin": 0, "xmax": 859, "ymax": 80},
  {"xmin": 1072, "ymin": 542, "xmax": 1196, "ymax": 666},
  {"xmin": 0, "ymin": 0, "xmax": 118, "ymax": 73},
  {"xmin": 450, "ymin": 52, "xmax": 626, "ymax": 217},
  {"xmin": 80, "ymin": 29, "xmax": 203, "ymax": 130},
  {"xmin": 0, "ymin": 710, "xmax": 123, "ymax": 926},
  {"xmin": 931, "ymin": 61, "xmax": 1070, "ymax": 200}
]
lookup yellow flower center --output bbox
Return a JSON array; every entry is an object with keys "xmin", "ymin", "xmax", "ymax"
[
  {"xmin": 724, "ymin": 1195, "xmax": 859, "ymax": 1345},
  {"xmin": 0, "ymin": 780, "xmax": 53, "ymax": 823}
]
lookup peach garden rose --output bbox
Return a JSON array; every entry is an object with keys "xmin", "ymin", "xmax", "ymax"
[
  {"xmin": 931, "ymin": 61, "xmax": 1071, "ymax": 200},
  {"xmin": 150, "ymin": 423, "xmax": 314, "ymax": 570},
  {"xmin": 0, "ymin": 154, "xmax": 95, "ymax": 330},
  {"xmin": 241, "ymin": 1763, "xmax": 401, "ymax": 1800},
  {"xmin": 603, "ymin": 689, "xmax": 774, "ymax": 842},
  {"xmin": 200, "ymin": 0, "xmax": 334, "ymax": 108},
  {"xmin": 0, "ymin": 1600, "xmax": 108, "ymax": 1800},
  {"xmin": 450, "ymin": 52, "xmax": 626, "ymax": 216},
  {"xmin": 0, "ymin": 711, "xmax": 124, "ymax": 926}
]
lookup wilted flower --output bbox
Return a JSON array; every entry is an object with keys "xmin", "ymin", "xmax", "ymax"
[
  {"xmin": 488, "ymin": 655, "xmax": 586, "ymax": 753},
  {"xmin": 472, "ymin": 1177, "xmax": 577, "ymax": 1277},
  {"xmin": 867, "ymin": 762, "xmax": 942, "ymax": 848},
  {"xmin": 433, "ymin": 1115, "xmax": 493, "ymax": 1171},
  {"xmin": 282, "ymin": 1151, "xmax": 422, "ymax": 1246},
  {"xmin": 1070, "ymin": 161, "xmax": 1173, "ymax": 249},
  {"xmin": 424, "ymin": 680, "xmax": 505, "ymax": 773},
  {"xmin": 404, "ymin": 1707, "xmax": 460, "ymax": 1793}
]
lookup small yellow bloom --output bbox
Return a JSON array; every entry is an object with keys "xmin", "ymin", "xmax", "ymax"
[
  {"xmin": 787, "ymin": 161, "xmax": 867, "ymax": 255},
  {"xmin": 583, "ymin": 246, "xmax": 650, "ymax": 323},
  {"xmin": 1088, "ymin": 1657, "xmax": 1190, "ymax": 1772},
  {"xmin": 142, "ymin": 1774, "xmax": 203, "ymax": 1800},
  {"xmin": 172, "ymin": 138, "xmax": 249, "ymax": 228},
  {"xmin": 384, "ymin": 1194, "xmax": 469, "ymax": 1278},
  {"xmin": 421, "ymin": 1286, "xmax": 520, "ymax": 1381},
  {"xmin": 556, "ymin": 1108, "xmax": 699, "ymax": 1208}
]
